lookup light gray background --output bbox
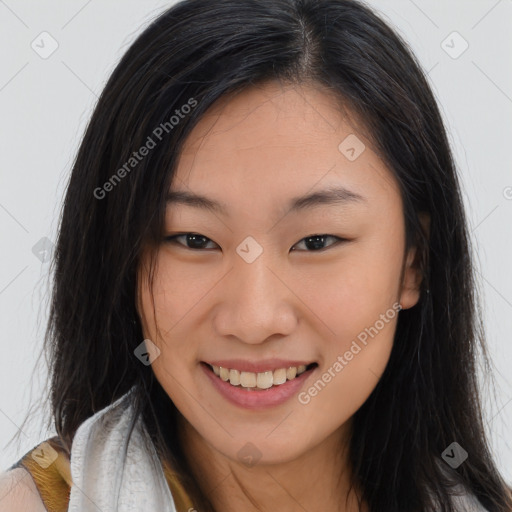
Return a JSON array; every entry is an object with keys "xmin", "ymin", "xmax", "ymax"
[{"xmin": 1, "ymin": 0, "xmax": 511, "ymax": 484}]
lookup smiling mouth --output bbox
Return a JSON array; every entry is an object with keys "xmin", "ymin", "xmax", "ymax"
[{"xmin": 203, "ymin": 362, "xmax": 318, "ymax": 390}]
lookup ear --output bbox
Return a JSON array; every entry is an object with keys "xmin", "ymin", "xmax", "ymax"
[{"xmin": 399, "ymin": 212, "xmax": 430, "ymax": 310}]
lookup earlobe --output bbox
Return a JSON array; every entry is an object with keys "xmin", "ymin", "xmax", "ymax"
[
  {"xmin": 399, "ymin": 212, "xmax": 430, "ymax": 310},
  {"xmin": 399, "ymin": 246, "xmax": 422, "ymax": 309}
]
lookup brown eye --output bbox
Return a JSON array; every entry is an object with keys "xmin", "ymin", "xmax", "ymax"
[
  {"xmin": 291, "ymin": 234, "xmax": 344, "ymax": 252},
  {"xmin": 165, "ymin": 233, "xmax": 218, "ymax": 250},
  {"xmin": 165, "ymin": 232, "xmax": 346, "ymax": 252}
]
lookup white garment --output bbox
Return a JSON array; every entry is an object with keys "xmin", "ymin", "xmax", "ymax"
[
  {"xmin": 433, "ymin": 454, "xmax": 491, "ymax": 512},
  {"xmin": 451, "ymin": 490, "xmax": 490, "ymax": 512},
  {"xmin": 66, "ymin": 386, "xmax": 490, "ymax": 512},
  {"xmin": 67, "ymin": 387, "xmax": 176, "ymax": 512}
]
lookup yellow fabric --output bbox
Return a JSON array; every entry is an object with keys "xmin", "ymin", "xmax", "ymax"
[{"xmin": 14, "ymin": 436, "xmax": 195, "ymax": 512}]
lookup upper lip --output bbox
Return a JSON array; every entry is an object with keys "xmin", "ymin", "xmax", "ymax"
[{"xmin": 204, "ymin": 359, "xmax": 316, "ymax": 373}]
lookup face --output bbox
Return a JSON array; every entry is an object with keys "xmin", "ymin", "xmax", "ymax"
[{"xmin": 137, "ymin": 80, "xmax": 423, "ymax": 467}]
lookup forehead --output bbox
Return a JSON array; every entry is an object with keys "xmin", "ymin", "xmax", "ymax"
[{"xmin": 172, "ymin": 81, "xmax": 400, "ymax": 214}]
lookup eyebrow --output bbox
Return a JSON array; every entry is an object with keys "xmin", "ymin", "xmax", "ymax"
[{"xmin": 166, "ymin": 185, "xmax": 366, "ymax": 216}]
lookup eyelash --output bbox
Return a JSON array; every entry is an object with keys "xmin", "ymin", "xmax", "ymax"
[{"xmin": 164, "ymin": 232, "xmax": 346, "ymax": 252}]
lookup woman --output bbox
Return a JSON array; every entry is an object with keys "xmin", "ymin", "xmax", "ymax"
[{"xmin": 1, "ymin": 0, "xmax": 511, "ymax": 510}]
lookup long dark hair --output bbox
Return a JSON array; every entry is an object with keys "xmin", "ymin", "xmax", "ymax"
[{"xmin": 27, "ymin": 0, "xmax": 512, "ymax": 510}]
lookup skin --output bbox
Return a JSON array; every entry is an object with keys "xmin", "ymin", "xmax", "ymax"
[{"xmin": 137, "ymin": 80, "xmax": 427, "ymax": 512}]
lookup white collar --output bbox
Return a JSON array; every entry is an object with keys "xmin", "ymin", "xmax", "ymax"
[{"xmin": 67, "ymin": 388, "xmax": 176, "ymax": 512}]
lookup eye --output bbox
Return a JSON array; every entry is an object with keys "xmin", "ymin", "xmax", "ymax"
[
  {"xmin": 165, "ymin": 233, "xmax": 219, "ymax": 250},
  {"xmin": 165, "ymin": 232, "xmax": 345, "ymax": 252},
  {"xmin": 291, "ymin": 234, "xmax": 343, "ymax": 252}
]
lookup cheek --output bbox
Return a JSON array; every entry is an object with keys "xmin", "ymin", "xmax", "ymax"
[
  {"xmin": 290, "ymin": 237, "xmax": 401, "ymax": 408},
  {"xmin": 140, "ymin": 315, "xmax": 203, "ymax": 423},
  {"xmin": 138, "ymin": 261, "xmax": 200, "ymax": 403},
  {"xmin": 297, "ymin": 305, "xmax": 398, "ymax": 431},
  {"xmin": 292, "ymin": 241, "xmax": 403, "ymax": 342},
  {"xmin": 140, "ymin": 253, "xmax": 223, "ymax": 336}
]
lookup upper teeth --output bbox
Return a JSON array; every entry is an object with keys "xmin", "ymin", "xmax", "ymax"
[{"xmin": 211, "ymin": 364, "xmax": 308, "ymax": 389}]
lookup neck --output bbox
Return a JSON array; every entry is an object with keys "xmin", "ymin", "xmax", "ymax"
[{"xmin": 177, "ymin": 414, "xmax": 367, "ymax": 512}]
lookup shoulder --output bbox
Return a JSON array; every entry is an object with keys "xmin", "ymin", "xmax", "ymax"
[
  {"xmin": 0, "ymin": 467, "xmax": 47, "ymax": 511},
  {"xmin": 1, "ymin": 436, "xmax": 71, "ymax": 512}
]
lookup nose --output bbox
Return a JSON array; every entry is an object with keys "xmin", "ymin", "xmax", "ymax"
[{"xmin": 212, "ymin": 251, "xmax": 298, "ymax": 345}]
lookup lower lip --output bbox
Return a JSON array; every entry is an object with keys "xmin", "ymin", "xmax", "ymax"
[{"xmin": 201, "ymin": 362, "xmax": 317, "ymax": 410}]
